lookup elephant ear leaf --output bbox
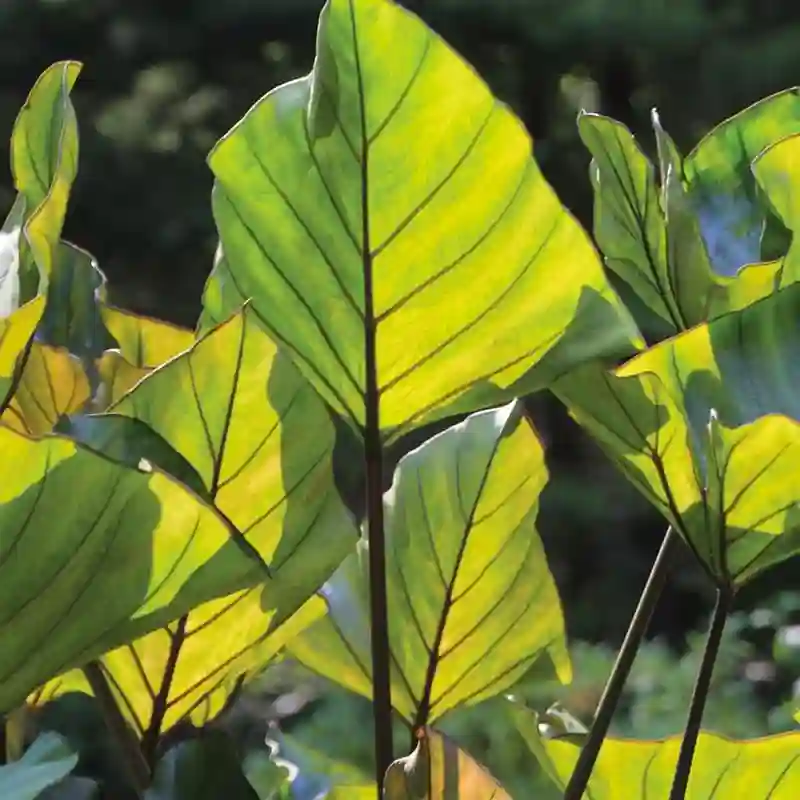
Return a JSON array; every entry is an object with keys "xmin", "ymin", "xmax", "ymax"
[
  {"xmin": 41, "ymin": 306, "xmax": 358, "ymax": 742},
  {"xmin": 511, "ymin": 702, "xmax": 800, "ymax": 799},
  {"xmin": 0, "ymin": 62, "xmax": 82, "ymax": 408},
  {"xmin": 579, "ymin": 88, "xmax": 800, "ymax": 331},
  {"xmin": 383, "ymin": 728, "xmax": 511, "ymax": 799},
  {"xmin": 1, "ymin": 426, "xmax": 259, "ymax": 713},
  {"xmin": 208, "ymin": 0, "xmax": 640, "ymax": 442},
  {"xmin": 289, "ymin": 401, "xmax": 570, "ymax": 726},
  {"xmin": 556, "ymin": 282, "xmax": 800, "ymax": 588}
]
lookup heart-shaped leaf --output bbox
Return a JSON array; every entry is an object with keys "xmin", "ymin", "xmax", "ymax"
[
  {"xmin": 511, "ymin": 703, "xmax": 800, "ymax": 798},
  {"xmin": 43, "ymin": 306, "xmax": 357, "ymax": 739},
  {"xmin": 289, "ymin": 401, "xmax": 570, "ymax": 725},
  {"xmin": 0, "ymin": 426, "xmax": 260, "ymax": 712},
  {"xmin": 208, "ymin": 0, "xmax": 640, "ymax": 441},
  {"xmin": 555, "ymin": 282, "xmax": 800, "ymax": 587},
  {"xmin": 383, "ymin": 727, "xmax": 511, "ymax": 799}
]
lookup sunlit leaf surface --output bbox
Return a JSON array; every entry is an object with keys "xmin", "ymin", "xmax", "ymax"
[
  {"xmin": 290, "ymin": 402, "xmax": 570, "ymax": 724},
  {"xmin": 208, "ymin": 0, "xmax": 640, "ymax": 441}
]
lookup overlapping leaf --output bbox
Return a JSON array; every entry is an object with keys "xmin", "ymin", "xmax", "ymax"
[
  {"xmin": 97, "ymin": 303, "xmax": 195, "ymax": 406},
  {"xmin": 579, "ymin": 88, "xmax": 800, "ymax": 331},
  {"xmin": 10, "ymin": 61, "xmax": 81, "ymax": 298},
  {"xmin": 289, "ymin": 401, "xmax": 570, "ymax": 725},
  {"xmin": 0, "ymin": 62, "xmax": 82, "ymax": 407},
  {"xmin": 384, "ymin": 728, "xmax": 511, "ymax": 799},
  {"xmin": 38, "ymin": 242, "xmax": 114, "ymax": 360},
  {"xmin": 0, "ymin": 733, "xmax": 79, "ymax": 800},
  {"xmin": 1, "ymin": 342, "xmax": 89, "ymax": 434},
  {"xmin": 208, "ymin": 0, "xmax": 640, "ymax": 441},
  {"xmin": 555, "ymin": 282, "xmax": 800, "ymax": 586},
  {"xmin": 0, "ymin": 425, "xmax": 260, "ymax": 712},
  {"xmin": 511, "ymin": 703, "xmax": 800, "ymax": 798},
  {"xmin": 44, "ymin": 306, "xmax": 358, "ymax": 737}
]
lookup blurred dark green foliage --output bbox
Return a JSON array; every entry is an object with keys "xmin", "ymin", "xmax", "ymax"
[{"xmin": 3, "ymin": 0, "xmax": 800, "ymax": 649}]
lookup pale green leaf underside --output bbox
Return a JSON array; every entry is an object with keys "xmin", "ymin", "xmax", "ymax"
[
  {"xmin": 512, "ymin": 704, "xmax": 800, "ymax": 799},
  {"xmin": 0, "ymin": 427, "xmax": 259, "ymax": 712},
  {"xmin": 290, "ymin": 402, "xmax": 570, "ymax": 724},
  {"xmin": 209, "ymin": 0, "xmax": 640, "ymax": 440},
  {"xmin": 0, "ymin": 732, "xmax": 78, "ymax": 800}
]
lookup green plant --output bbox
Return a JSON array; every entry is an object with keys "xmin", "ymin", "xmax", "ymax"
[{"xmin": 3, "ymin": 0, "xmax": 800, "ymax": 797}]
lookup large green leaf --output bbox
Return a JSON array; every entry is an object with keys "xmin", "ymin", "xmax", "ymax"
[
  {"xmin": 0, "ymin": 732, "xmax": 78, "ymax": 800},
  {"xmin": 44, "ymin": 306, "xmax": 357, "ymax": 737},
  {"xmin": 208, "ymin": 0, "xmax": 640, "ymax": 441},
  {"xmin": 511, "ymin": 703, "xmax": 800, "ymax": 798},
  {"xmin": 555, "ymin": 283, "xmax": 800, "ymax": 587},
  {"xmin": 10, "ymin": 61, "xmax": 81, "ymax": 299},
  {"xmin": 383, "ymin": 728, "xmax": 511, "ymax": 799},
  {"xmin": 579, "ymin": 89, "xmax": 800, "ymax": 332},
  {"xmin": 0, "ymin": 426, "xmax": 259, "ymax": 712},
  {"xmin": 289, "ymin": 401, "xmax": 570, "ymax": 725}
]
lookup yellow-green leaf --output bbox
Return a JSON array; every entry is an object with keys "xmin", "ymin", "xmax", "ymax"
[
  {"xmin": 0, "ymin": 296, "xmax": 46, "ymax": 409},
  {"xmin": 11, "ymin": 62, "xmax": 81, "ymax": 298},
  {"xmin": 1, "ymin": 343, "xmax": 90, "ymax": 435},
  {"xmin": 555, "ymin": 283, "xmax": 800, "ymax": 586},
  {"xmin": 579, "ymin": 89, "xmax": 800, "ymax": 332},
  {"xmin": 511, "ymin": 703, "xmax": 800, "ymax": 799},
  {"xmin": 289, "ymin": 401, "xmax": 570, "ymax": 725},
  {"xmin": 208, "ymin": 0, "xmax": 640, "ymax": 441},
  {"xmin": 102, "ymin": 303, "xmax": 194, "ymax": 368},
  {"xmin": 384, "ymin": 727, "xmax": 511, "ymax": 799},
  {"xmin": 0, "ymin": 427, "xmax": 260, "ymax": 713},
  {"xmin": 44, "ymin": 306, "xmax": 357, "ymax": 736},
  {"xmin": 95, "ymin": 304, "xmax": 195, "ymax": 407}
]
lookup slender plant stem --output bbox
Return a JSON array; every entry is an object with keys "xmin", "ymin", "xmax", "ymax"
[
  {"xmin": 364, "ymin": 416, "xmax": 394, "ymax": 790},
  {"xmin": 669, "ymin": 586, "xmax": 732, "ymax": 800},
  {"xmin": 563, "ymin": 525, "xmax": 679, "ymax": 800},
  {"xmin": 83, "ymin": 661, "xmax": 150, "ymax": 797}
]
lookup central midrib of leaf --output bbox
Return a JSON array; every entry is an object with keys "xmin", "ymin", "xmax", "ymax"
[{"xmin": 411, "ymin": 433, "xmax": 503, "ymax": 730}]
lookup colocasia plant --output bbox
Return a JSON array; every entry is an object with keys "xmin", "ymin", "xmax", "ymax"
[{"xmin": 2, "ymin": 1, "xmax": 800, "ymax": 798}]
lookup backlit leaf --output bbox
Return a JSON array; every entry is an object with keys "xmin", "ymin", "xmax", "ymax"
[
  {"xmin": 44, "ymin": 306, "xmax": 357, "ymax": 737},
  {"xmin": 96, "ymin": 303, "xmax": 195, "ymax": 407},
  {"xmin": 0, "ymin": 296, "xmax": 45, "ymax": 409},
  {"xmin": 289, "ymin": 401, "xmax": 570, "ymax": 725},
  {"xmin": 102, "ymin": 303, "xmax": 194, "ymax": 368},
  {"xmin": 0, "ymin": 426, "xmax": 259, "ymax": 712},
  {"xmin": 208, "ymin": 0, "xmax": 640, "ymax": 441},
  {"xmin": 555, "ymin": 283, "xmax": 800, "ymax": 586},
  {"xmin": 580, "ymin": 89, "xmax": 800, "ymax": 331},
  {"xmin": 383, "ymin": 727, "xmax": 511, "ymax": 799},
  {"xmin": 1, "ymin": 342, "xmax": 90, "ymax": 434},
  {"xmin": 11, "ymin": 62, "xmax": 81, "ymax": 300},
  {"xmin": 511, "ymin": 703, "xmax": 800, "ymax": 798}
]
